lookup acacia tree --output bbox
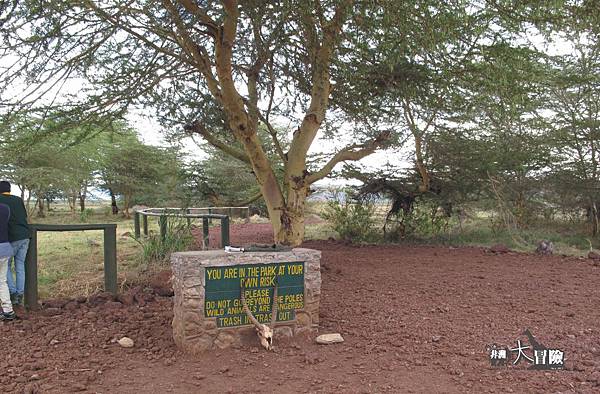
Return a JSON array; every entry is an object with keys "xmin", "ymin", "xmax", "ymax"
[
  {"xmin": 100, "ymin": 143, "xmax": 181, "ymax": 218},
  {"xmin": 545, "ymin": 41, "xmax": 600, "ymax": 234},
  {"xmin": 0, "ymin": 0, "xmax": 591, "ymax": 244},
  {"xmin": 0, "ymin": 0, "xmax": 395, "ymax": 245}
]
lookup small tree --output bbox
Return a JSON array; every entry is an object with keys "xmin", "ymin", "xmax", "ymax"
[{"xmin": 100, "ymin": 138, "xmax": 181, "ymax": 218}]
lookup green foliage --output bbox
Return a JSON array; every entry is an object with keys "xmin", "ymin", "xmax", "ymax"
[
  {"xmin": 322, "ymin": 197, "xmax": 378, "ymax": 243},
  {"xmin": 135, "ymin": 218, "xmax": 194, "ymax": 263},
  {"xmin": 96, "ymin": 129, "xmax": 183, "ymax": 215},
  {"xmin": 79, "ymin": 208, "xmax": 94, "ymax": 223},
  {"xmin": 386, "ymin": 203, "xmax": 449, "ymax": 240}
]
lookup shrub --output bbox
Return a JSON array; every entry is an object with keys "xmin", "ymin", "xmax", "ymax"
[
  {"xmin": 135, "ymin": 217, "xmax": 194, "ymax": 263},
  {"xmin": 385, "ymin": 202, "xmax": 449, "ymax": 240},
  {"xmin": 79, "ymin": 208, "xmax": 95, "ymax": 223},
  {"xmin": 322, "ymin": 198, "xmax": 378, "ymax": 242}
]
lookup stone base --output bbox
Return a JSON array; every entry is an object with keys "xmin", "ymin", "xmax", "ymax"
[{"xmin": 171, "ymin": 248, "xmax": 321, "ymax": 354}]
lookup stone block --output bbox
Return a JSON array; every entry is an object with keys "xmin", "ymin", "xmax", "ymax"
[{"xmin": 171, "ymin": 248, "xmax": 321, "ymax": 353}]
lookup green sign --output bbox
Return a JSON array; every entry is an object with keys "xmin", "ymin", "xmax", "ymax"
[{"xmin": 204, "ymin": 262, "xmax": 305, "ymax": 328}]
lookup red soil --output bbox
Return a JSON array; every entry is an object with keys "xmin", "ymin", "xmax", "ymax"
[{"xmin": 2, "ymin": 223, "xmax": 600, "ymax": 393}]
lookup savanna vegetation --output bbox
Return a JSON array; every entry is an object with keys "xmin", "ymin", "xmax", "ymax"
[{"xmin": 0, "ymin": 0, "xmax": 599, "ymax": 298}]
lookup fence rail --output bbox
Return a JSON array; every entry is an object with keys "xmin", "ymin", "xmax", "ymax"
[
  {"xmin": 23, "ymin": 208, "xmax": 234, "ymax": 309},
  {"xmin": 134, "ymin": 208, "xmax": 231, "ymax": 249},
  {"xmin": 25, "ymin": 223, "xmax": 117, "ymax": 309}
]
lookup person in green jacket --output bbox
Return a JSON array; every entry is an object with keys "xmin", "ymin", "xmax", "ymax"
[{"xmin": 0, "ymin": 181, "xmax": 31, "ymax": 306}]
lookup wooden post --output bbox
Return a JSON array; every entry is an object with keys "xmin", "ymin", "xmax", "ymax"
[
  {"xmin": 134, "ymin": 211, "xmax": 141, "ymax": 238},
  {"xmin": 186, "ymin": 208, "xmax": 191, "ymax": 227},
  {"xmin": 202, "ymin": 217, "xmax": 209, "ymax": 249},
  {"xmin": 221, "ymin": 216, "xmax": 230, "ymax": 248},
  {"xmin": 24, "ymin": 228, "xmax": 39, "ymax": 309},
  {"xmin": 159, "ymin": 215, "xmax": 167, "ymax": 243},
  {"xmin": 143, "ymin": 214, "xmax": 148, "ymax": 236},
  {"xmin": 103, "ymin": 225, "xmax": 118, "ymax": 295}
]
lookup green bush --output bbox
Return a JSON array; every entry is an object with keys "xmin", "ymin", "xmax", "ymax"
[
  {"xmin": 79, "ymin": 208, "xmax": 95, "ymax": 222},
  {"xmin": 135, "ymin": 217, "xmax": 194, "ymax": 263},
  {"xmin": 322, "ymin": 199, "xmax": 378, "ymax": 242},
  {"xmin": 386, "ymin": 203, "xmax": 449, "ymax": 240}
]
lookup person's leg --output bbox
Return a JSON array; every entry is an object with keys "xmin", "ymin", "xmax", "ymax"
[
  {"xmin": 0, "ymin": 256, "xmax": 14, "ymax": 314},
  {"xmin": 10, "ymin": 239, "xmax": 29, "ymax": 302},
  {"xmin": 6, "ymin": 254, "xmax": 15, "ymax": 297}
]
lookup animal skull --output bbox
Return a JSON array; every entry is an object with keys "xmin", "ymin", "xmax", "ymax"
[{"xmin": 240, "ymin": 278, "xmax": 278, "ymax": 351}]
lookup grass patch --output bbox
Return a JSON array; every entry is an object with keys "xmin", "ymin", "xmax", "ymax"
[{"xmin": 398, "ymin": 216, "xmax": 600, "ymax": 257}]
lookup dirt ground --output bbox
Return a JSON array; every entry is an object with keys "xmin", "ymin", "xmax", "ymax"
[{"xmin": 3, "ymin": 223, "xmax": 600, "ymax": 393}]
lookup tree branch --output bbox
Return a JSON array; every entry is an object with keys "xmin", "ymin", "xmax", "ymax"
[
  {"xmin": 184, "ymin": 121, "xmax": 251, "ymax": 164},
  {"xmin": 288, "ymin": 0, "xmax": 352, "ymax": 166},
  {"xmin": 256, "ymin": 111, "xmax": 287, "ymax": 164},
  {"xmin": 231, "ymin": 190, "xmax": 263, "ymax": 207},
  {"xmin": 175, "ymin": 0, "xmax": 218, "ymax": 35},
  {"xmin": 162, "ymin": 0, "xmax": 222, "ymax": 102},
  {"xmin": 306, "ymin": 130, "xmax": 391, "ymax": 184}
]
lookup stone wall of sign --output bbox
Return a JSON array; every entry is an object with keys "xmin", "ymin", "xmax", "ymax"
[{"xmin": 171, "ymin": 249, "xmax": 321, "ymax": 354}]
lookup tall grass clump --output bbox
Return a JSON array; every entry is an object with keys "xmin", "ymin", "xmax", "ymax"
[{"xmin": 135, "ymin": 216, "xmax": 194, "ymax": 263}]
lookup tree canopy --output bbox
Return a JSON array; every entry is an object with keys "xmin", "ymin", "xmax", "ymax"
[{"xmin": 1, "ymin": 0, "xmax": 599, "ymax": 243}]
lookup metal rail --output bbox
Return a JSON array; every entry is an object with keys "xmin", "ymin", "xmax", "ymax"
[
  {"xmin": 24, "ymin": 223, "xmax": 117, "ymax": 309},
  {"xmin": 133, "ymin": 208, "xmax": 230, "ymax": 249}
]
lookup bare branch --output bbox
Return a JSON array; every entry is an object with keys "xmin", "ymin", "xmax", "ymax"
[
  {"xmin": 184, "ymin": 120, "xmax": 251, "ymax": 164},
  {"xmin": 175, "ymin": 0, "xmax": 218, "ymax": 35},
  {"xmin": 306, "ymin": 130, "xmax": 391, "ymax": 184}
]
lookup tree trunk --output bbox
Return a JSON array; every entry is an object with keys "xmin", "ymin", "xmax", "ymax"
[
  {"xmin": 414, "ymin": 133, "xmax": 430, "ymax": 193},
  {"xmin": 25, "ymin": 189, "xmax": 33, "ymax": 215},
  {"xmin": 591, "ymin": 201, "xmax": 598, "ymax": 236},
  {"xmin": 37, "ymin": 198, "xmax": 45, "ymax": 218},
  {"xmin": 109, "ymin": 188, "xmax": 119, "ymax": 215},
  {"xmin": 123, "ymin": 193, "xmax": 131, "ymax": 219},
  {"xmin": 68, "ymin": 194, "xmax": 75, "ymax": 213},
  {"xmin": 275, "ymin": 184, "xmax": 308, "ymax": 246},
  {"xmin": 79, "ymin": 190, "xmax": 86, "ymax": 212}
]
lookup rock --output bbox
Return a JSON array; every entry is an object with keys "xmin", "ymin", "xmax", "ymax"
[
  {"xmin": 64, "ymin": 301, "xmax": 79, "ymax": 311},
  {"xmin": 116, "ymin": 293, "xmax": 135, "ymax": 306},
  {"xmin": 432, "ymin": 335, "xmax": 441, "ymax": 342},
  {"xmin": 105, "ymin": 301, "xmax": 123, "ymax": 309},
  {"xmin": 275, "ymin": 326, "xmax": 293, "ymax": 338},
  {"xmin": 72, "ymin": 382, "xmax": 88, "ymax": 392},
  {"xmin": 150, "ymin": 270, "xmax": 174, "ymax": 297},
  {"xmin": 42, "ymin": 299, "xmax": 68, "ymax": 309},
  {"xmin": 88, "ymin": 292, "xmax": 114, "ymax": 306},
  {"xmin": 118, "ymin": 337, "xmax": 134, "ymax": 348},
  {"xmin": 535, "ymin": 240, "xmax": 554, "ymax": 255},
  {"xmin": 316, "ymin": 333, "xmax": 344, "ymax": 344},
  {"xmin": 588, "ymin": 251, "xmax": 600, "ymax": 260},
  {"xmin": 489, "ymin": 244, "xmax": 510, "ymax": 254},
  {"xmin": 42, "ymin": 307, "xmax": 62, "ymax": 316}
]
